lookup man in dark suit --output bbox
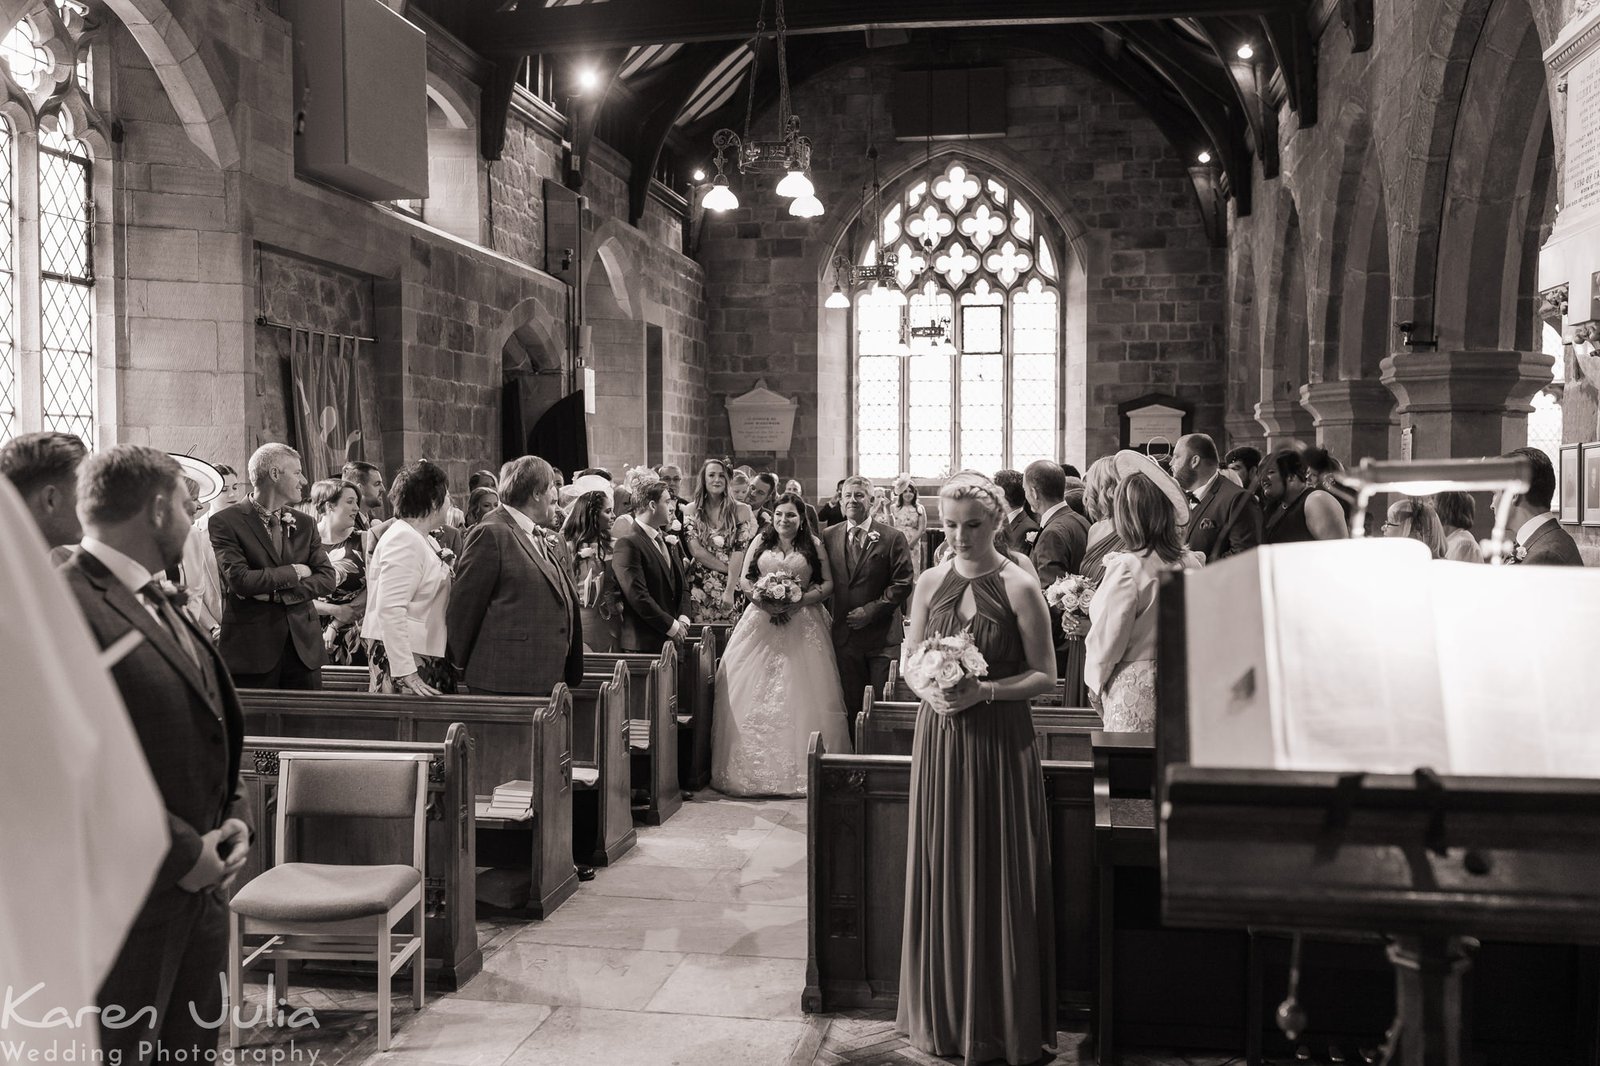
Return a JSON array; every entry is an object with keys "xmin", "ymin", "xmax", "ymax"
[
  {"xmin": 61, "ymin": 445, "xmax": 251, "ymax": 1066},
  {"xmin": 817, "ymin": 479, "xmax": 846, "ymax": 528},
  {"xmin": 1024, "ymin": 459, "xmax": 1089, "ymax": 584},
  {"xmin": 612, "ymin": 481, "xmax": 691, "ymax": 652},
  {"xmin": 448, "ymin": 454, "xmax": 583, "ymax": 693},
  {"xmin": 822, "ymin": 476, "xmax": 915, "ymax": 729},
  {"xmin": 209, "ymin": 443, "xmax": 337, "ymax": 688},
  {"xmin": 993, "ymin": 468, "xmax": 1037, "ymax": 555},
  {"xmin": 0, "ymin": 430, "xmax": 87, "ymax": 552},
  {"xmin": 1172, "ymin": 432, "xmax": 1261, "ymax": 562},
  {"xmin": 1502, "ymin": 447, "xmax": 1585, "ymax": 566}
]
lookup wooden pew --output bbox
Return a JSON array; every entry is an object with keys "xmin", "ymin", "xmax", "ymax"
[
  {"xmin": 568, "ymin": 662, "xmax": 637, "ymax": 865},
  {"xmin": 322, "ymin": 665, "xmax": 368, "ymax": 691},
  {"xmin": 677, "ymin": 626, "xmax": 721, "ymax": 791},
  {"xmin": 238, "ymin": 686, "xmax": 578, "ymax": 919},
  {"xmin": 854, "ymin": 693, "xmax": 1102, "ymax": 762},
  {"xmin": 802, "ymin": 736, "xmax": 1098, "ymax": 1023},
  {"xmin": 234, "ymin": 727, "xmax": 481, "ymax": 990},
  {"xmin": 585, "ymin": 645, "xmax": 682, "ymax": 825},
  {"xmin": 883, "ymin": 660, "xmax": 1069, "ymax": 707}
]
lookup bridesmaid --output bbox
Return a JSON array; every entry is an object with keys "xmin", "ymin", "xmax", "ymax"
[
  {"xmin": 684, "ymin": 458, "xmax": 755, "ymax": 624},
  {"xmin": 898, "ymin": 471, "xmax": 1058, "ymax": 1066},
  {"xmin": 562, "ymin": 489, "xmax": 621, "ymax": 652}
]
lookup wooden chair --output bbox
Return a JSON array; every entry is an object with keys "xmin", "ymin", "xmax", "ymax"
[{"xmin": 228, "ymin": 751, "xmax": 429, "ymax": 1051}]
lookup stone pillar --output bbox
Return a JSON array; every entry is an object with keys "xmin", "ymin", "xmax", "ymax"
[
  {"xmin": 1300, "ymin": 379, "xmax": 1396, "ymax": 464},
  {"xmin": 1379, "ymin": 350, "xmax": 1554, "ymax": 458},
  {"xmin": 1253, "ymin": 397, "xmax": 1316, "ymax": 449}
]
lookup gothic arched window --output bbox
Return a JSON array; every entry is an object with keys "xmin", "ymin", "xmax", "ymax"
[
  {"xmin": 854, "ymin": 161, "xmax": 1060, "ymax": 479},
  {"xmin": 0, "ymin": 0, "xmax": 102, "ymax": 446}
]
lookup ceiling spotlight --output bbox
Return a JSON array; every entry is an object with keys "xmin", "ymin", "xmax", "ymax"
[
  {"xmin": 1197, "ymin": 150, "xmax": 1212, "ymax": 164},
  {"xmin": 577, "ymin": 67, "xmax": 599, "ymax": 91},
  {"xmin": 692, "ymin": 168, "xmax": 707, "ymax": 182},
  {"xmin": 1236, "ymin": 43, "xmax": 1254, "ymax": 60}
]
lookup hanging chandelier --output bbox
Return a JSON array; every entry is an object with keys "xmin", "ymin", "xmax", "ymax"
[
  {"xmin": 701, "ymin": 0, "xmax": 823, "ymax": 218},
  {"xmin": 826, "ymin": 146, "xmax": 898, "ymax": 309}
]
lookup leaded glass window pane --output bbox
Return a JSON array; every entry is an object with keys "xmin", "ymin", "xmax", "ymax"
[
  {"xmin": 1011, "ymin": 352, "xmax": 1057, "ymax": 467},
  {"xmin": 907, "ymin": 354, "xmax": 951, "ymax": 477},
  {"xmin": 0, "ymin": 121, "xmax": 12, "ymax": 444},
  {"xmin": 960, "ymin": 353, "xmax": 1005, "ymax": 472},
  {"xmin": 960, "ymin": 303, "xmax": 1002, "ymax": 354},
  {"xmin": 1013, "ymin": 281, "xmax": 1058, "ymax": 354},
  {"xmin": 857, "ymin": 288, "xmax": 903, "ymax": 356},
  {"xmin": 857, "ymin": 355, "xmax": 902, "ymax": 480},
  {"xmin": 40, "ymin": 130, "xmax": 93, "ymax": 442},
  {"xmin": 2, "ymin": 19, "xmax": 49, "ymax": 93}
]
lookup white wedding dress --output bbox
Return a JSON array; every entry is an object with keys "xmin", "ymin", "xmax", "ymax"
[{"xmin": 712, "ymin": 549, "xmax": 853, "ymax": 796}]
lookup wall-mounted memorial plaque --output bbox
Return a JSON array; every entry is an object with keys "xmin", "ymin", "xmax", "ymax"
[
  {"xmin": 1541, "ymin": 8, "xmax": 1600, "ymax": 328},
  {"xmin": 726, "ymin": 380, "xmax": 799, "ymax": 456}
]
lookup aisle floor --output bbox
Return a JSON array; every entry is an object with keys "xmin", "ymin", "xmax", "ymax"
[{"xmin": 232, "ymin": 793, "xmax": 1236, "ymax": 1066}]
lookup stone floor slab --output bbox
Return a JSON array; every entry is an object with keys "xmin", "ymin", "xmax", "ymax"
[
  {"xmin": 499, "ymin": 1006, "xmax": 809, "ymax": 1066},
  {"xmin": 644, "ymin": 952, "xmax": 808, "ymax": 1020},
  {"xmin": 454, "ymin": 942, "xmax": 684, "ymax": 1011}
]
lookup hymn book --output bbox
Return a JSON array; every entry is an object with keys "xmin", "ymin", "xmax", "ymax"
[{"xmin": 1183, "ymin": 539, "xmax": 1600, "ymax": 778}]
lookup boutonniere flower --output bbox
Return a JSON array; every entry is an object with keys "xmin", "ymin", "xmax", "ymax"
[
  {"xmin": 155, "ymin": 578, "xmax": 190, "ymax": 608},
  {"xmin": 866, "ymin": 530, "xmax": 881, "ymax": 545},
  {"xmin": 670, "ymin": 520, "xmax": 683, "ymax": 533},
  {"xmin": 1511, "ymin": 544, "xmax": 1528, "ymax": 564},
  {"xmin": 578, "ymin": 544, "xmax": 598, "ymax": 560},
  {"xmin": 277, "ymin": 509, "xmax": 298, "ymax": 536},
  {"xmin": 1025, "ymin": 531, "xmax": 1039, "ymax": 545},
  {"xmin": 665, "ymin": 534, "xmax": 680, "ymax": 547}
]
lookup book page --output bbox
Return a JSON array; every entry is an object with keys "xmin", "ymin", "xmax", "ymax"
[
  {"xmin": 1432, "ymin": 561, "xmax": 1600, "ymax": 778},
  {"xmin": 1264, "ymin": 540, "xmax": 1452, "ymax": 773},
  {"xmin": 1183, "ymin": 550, "xmax": 1278, "ymax": 769}
]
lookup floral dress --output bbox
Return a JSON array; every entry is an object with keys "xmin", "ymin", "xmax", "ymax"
[
  {"xmin": 686, "ymin": 511, "xmax": 747, "ymax": 624},
  {"xmin": 319, "ymin": 528, "xmax": 367, "ymax": 666},
  {"xmin": 891, "ymin": 503, "xmax": 926, "ymax": 576},
  {"xmin": 570, "ymin": 538, "xmax": 620, "ymax": 653}
]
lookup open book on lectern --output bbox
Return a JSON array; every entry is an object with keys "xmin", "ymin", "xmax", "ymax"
[{"xmin": 1182, "ymin": 539, "xmax": 1600, "ymax": 778}]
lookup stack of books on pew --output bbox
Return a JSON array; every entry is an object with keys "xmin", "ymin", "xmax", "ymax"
[{"xmin": 475, "ymin": 779, "xmax": 534, "ymax": 822}]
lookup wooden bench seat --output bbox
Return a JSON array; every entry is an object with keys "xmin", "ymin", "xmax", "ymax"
[
  {"xmin": 238, "ymin": 686, "xmax": 577, "ymax": 920},
  {"xmin": 234, "ymin": 726, "xmax": 480, "ymax": 990},
  {"xmin": 585, "ymin": 646, "xmax": 682, "ymax": 824},
  {"xmin": 569, "ymin": 662, "xmax": 637, "ymax": 866},
  {"xmin": 854, "ymin": 695, "xmax": 1103, "ymax": 762}
]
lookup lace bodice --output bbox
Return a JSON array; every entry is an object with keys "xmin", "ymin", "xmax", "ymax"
[{"xmin": 756, "ymin": 549, "xmax": 812, "ymax": 585}]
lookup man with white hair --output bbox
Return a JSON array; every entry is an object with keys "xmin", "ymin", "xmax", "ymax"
[{"xmin": 208, "ymin": 442, "xmax": 337, "ymax": 688}]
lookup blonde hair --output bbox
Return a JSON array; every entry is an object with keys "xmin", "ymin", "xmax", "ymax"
[
  {"xmin": 1390, "ymin": 497, "xmax": 1447, "ymax": 559},
  {"xmin": 1083, "ymin": 456, "xmax": 1121, "ymax": 524},
  {"xmin": 937, "ymin": 470, "xmax": 1005, "ymax": 521},
  {"xmin": 621, "ymin": 465, "xmax": 661, "ymax": 498}
]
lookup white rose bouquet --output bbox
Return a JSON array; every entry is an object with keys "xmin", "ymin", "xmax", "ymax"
[
  {"xmin": 751, "ymin": 570, "xmax": 804, "ymax": 625},
  {"xmin": 1044, "ymin": 574, "xmax": 1096, "ymax": 640},
  {"xmin": 901, "ymin": 632, "xmax": 989, "ymax": 696}
]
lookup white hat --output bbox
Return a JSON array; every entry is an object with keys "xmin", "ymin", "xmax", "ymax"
[
  {"xmin": 561, "ymin": 473, "xmax": 614, "ymax": 501},
  {"xmin": 1113, "ymin": 449, "xmax": 1189, "ymax": 527},
  {"xmin": 170, "ymin": 453, "xmax": 225, "ymax": 505}
]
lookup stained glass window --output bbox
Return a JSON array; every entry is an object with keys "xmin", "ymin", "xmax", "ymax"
[{"xmin": 852, "ymin": 160, "xmax": 1061, "ymax": 475}]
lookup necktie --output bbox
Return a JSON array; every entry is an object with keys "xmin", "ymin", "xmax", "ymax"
[
  {"xmin": 848, "ymin": 527, "xmax": 863, "ymax": 569},
  {"xmin": 141, "ymin": 582, "xmax": 202, "ymax": 671},
  {"xmin": 267, "ymin": 511, "xmax": 287, "ymax": 558}
]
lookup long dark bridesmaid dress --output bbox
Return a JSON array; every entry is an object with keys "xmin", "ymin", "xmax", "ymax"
[{"xmin": 897, "ymin": 560, "xmax": 1056, "ymax": 1065}]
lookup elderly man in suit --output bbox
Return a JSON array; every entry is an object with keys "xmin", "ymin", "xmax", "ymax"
[
  {"xmin": 1172, "ymin": 432, "xmax": 1261, "ymax": 562},
  {"xmin": 1502, "ymin": 447, "xmax": 1585, "ymax": 566},
  {"xmin": 60, "ymin": 445, "xmax": 252, "ymax": 1066},
  {"xmin": 1024, "ymin": 459, "xmax": 1089, "ymax": 584},
  {"xmin": 448, "ymin": 454, "xmax": 583, "ymax": 693},
  {"xmin": 822, "ymin": 476, "xmax": 915, "ymax": 729},
  {"xmin": 612, "ymin": 481, "xmax": 692, "ymax": 652},
  {"xmin": 209, "ymin": 443, "xmax": 337, "ymax": 689}
]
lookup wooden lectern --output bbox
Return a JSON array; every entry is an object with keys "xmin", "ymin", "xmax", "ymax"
[{"xmin": 1156, "ymin": 565, "xmax": 1600, "ymax": 1066}]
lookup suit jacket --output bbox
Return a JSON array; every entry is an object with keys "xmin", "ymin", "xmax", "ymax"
[
  {"xmin": 1000, "ymin": 510, "xmax": 1039, "ymax": 556},
  {"xmin": 1030, "ymin": 503, "xmax": 1091, "ymax": 586},
  {"xmin": 818, "ymin": 501, "xmax": 845, "ymax": 529},
  {"xmin": 1183, "ymin": 474, "xmax": 1262, "ymax": 562},
  {"xmin": 61, "ymin": 550, "xmax": 250, "ymax": 928},
  {"xmin": 822, "ymin": 519, "xmax": 915, "ymax": 652},
  {"xmin": 209, "ymin": 501, "xmax": 337, "ymax": 674},
  {"xmin": 447, "ymin": 506, "xmax": 583, "ymax": 693},
  {"xmin": 611, "ymin": 523, "xmax": 690, "ymax": 652},
  {"xmin": 1522, "ymin": 519, "xmax": 1585, "ymax": 566}
]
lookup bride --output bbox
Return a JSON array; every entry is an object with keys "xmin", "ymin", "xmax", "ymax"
[{"xmin": 712, "ymin": 492, "xmax": 853, "ymax": 796}]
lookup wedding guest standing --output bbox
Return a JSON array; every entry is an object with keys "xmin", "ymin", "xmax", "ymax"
[
  {"xmin": 0, "ymin": 430, "xmax": 86, "ymax": 552},
  {"xmin": 448, "ymin": 455, "xmax": 584, "ymax": 693},
  {"xmin": 1434, "ymin": 491, "xmax": 1483, "ymax": 563},
  {"xmin": 685, "ymin": 458, "xmax": 755, "ymax": 623},
  {"xmin": 784, "ymin": 477, "xmax": 822, "ymax": 534},
  {"xmin": 563, "ymin": 488, "xmax": 621, "ymax": 652},
  {"xmin": 993, "ymin": 468, "xmax": 1037, "ymax": 555},
  {"xmin": 1085, "ymin": 454, "xmax": 1205, "ymax": 731},
  {"xmin": 1500, "ymin": 447, "xmax": 1583, "ymax": 565},
  {"xmin": 1384, "ymin": 497, "xmax": 1448, "ymax": 558},
  {"xmin": 1260, "ymin": 447, "xmax": 1349, "ymax": 544},
  {"xmin": 310, "ymin": 478, "xmax": 368, "ymax": 665},
  {"xmin": 1223, "ymin": 445, "xmax": 1262, "ymax": 491},
  {"xmin": 889, "ymin": 475, "xmax": 927, "ymax": 576},
  {"xmin": 822, "ymin": 476, "xmax": 914, "ymax": 730},
  {"xmin": 179, "ymin": 460, "xmax": 243, "ymax": 636},
  {"xmin": 897, "ymin": 471, "xmax": 1057, "ymax": 1066},
  {"xmin": 1024, "ymin": 459, "xmax": 1089, "ymax": 583},
  {"xmin": 1172, "ymin": 432, "xmax": 1261, "ymax": 562},
  {"xmin": 1056, "ymin": 456, "xmax": 1126, "ymax": 706},
  {"xmin": 818, "ymin": 480, "xmax": 847, "ymax": 528},
  {"xmin": 361, "ymin": 461, "xmax": 455, "ymax": 694},
  {"xmin": 611, "ymin": 465, "xmax": 662, "ymax": 540},
  {"xmin": 612, "ymin": 482, "xmax": 691, "ymax": 652},
  {"xmin": 748, "ymin": 471, "xmax": 779, "ymax": 524},
  {"xmin": 342, "ymin": 459, "xmax": 387, "ymax": 531},
  {"xmin": 61, "ymin": 446, "xmax": 252, "ymax": 1066},
  {"xmin": 211, "ymin": 443, "xmax": 337, "ymax": 689},
  {"xmin": 466, "ymin": 486, "xmax": 500, "ymax": 528}
]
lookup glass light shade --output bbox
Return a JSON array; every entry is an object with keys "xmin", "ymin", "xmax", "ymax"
[
  {"xmin": 775, "ymin": 169, "xmax": 814, "ymax": 199},
  {"xmin": 825, "ymin": 286, "xmax": 850, "ymax": 310},
  {"xmin": 789, "ymin": 193, "xmax": 824, "ymax": 218},
  {"xmin": 701, "ymin": 178, "xmax": 739, "ymax": 212}
]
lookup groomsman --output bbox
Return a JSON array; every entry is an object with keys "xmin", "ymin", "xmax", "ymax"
[
  {"xmin": 448, "ymin": 454, "xmax": 583, "ymax": 693},
  {"xmin": 60, "ymin": 445, "xmax": 251, "ymax": 1066},
  {"xmin": 1172, "ymin": 433, "xmax": 1261, "ymax": 562},
  {"xmin": 1024, "ymin": 459, "xmax": 1088, "ymax": 584},
  {"xmin": 0, "ymin": 430, "xmax": 87, "ymax": 553},
  {"xmin": 342, "ymin": 459, "xmax": 387, "ymax": 531},
  {"xmin": 993, "ymin": 469, "xmax": 1037, "ymax": 554},
  {"xmin": 1501, "ymin": 446, "xmax": 1584, "ymax": 565},
  {"xmin": 612, "ymin": 482, "xmax": 691, "ymax": 652},
  {"xmin": 210, "ymin": 443, "xmax": 337, "ymax": 689},
  {"xmin": 823, "ymin": 476, "xmax": 914, "ymax": 727}
]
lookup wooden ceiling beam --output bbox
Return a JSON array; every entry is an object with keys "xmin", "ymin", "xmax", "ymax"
[
  {"xmin": 619, "ymin": 42, "xmax": 740, "ymax": 224},
  {"xmin": 1261, "ymin": 7, "xmax": 1316, "ymax": 124},
  {"xmin": 468, "ymin": 0, "xmax": 1295, "ymax": 56},
  {"xmin": 1194, "ymin": 17, "xmax": 1278, "ymax": 179}
]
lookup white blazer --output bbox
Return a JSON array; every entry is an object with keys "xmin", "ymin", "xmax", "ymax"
[
  {"xmin": 360, "ymin": 519, "xmax": 453, "ymax": 677},
  {"xmin": 1084, "ymin": 548, "xmax": 1203, "ymax": 696}
]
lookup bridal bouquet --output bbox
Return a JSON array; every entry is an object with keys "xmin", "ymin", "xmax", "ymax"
[
  {"xmin": 901, "ymin": 632, "xmax": 989, "ymax": 694},
  {"xmin": 751, "ymin": 570, "xmax": 804, "ymax": 625},
  {"xmin": 1044, "ymin": 574, "xmax": 1096, "ymax": 640}
]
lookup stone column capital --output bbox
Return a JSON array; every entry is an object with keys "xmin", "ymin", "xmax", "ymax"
[
  {"xmin": 1253, "ymin": 397, "xmax": 1315, "ymax": 441},
  {"xmin": 1299, "ymin": 379, "xmax": 1396, "ymax": 427},
  {"xmin": 1379, "ymin": 349, "xmax": 1554, "ymax": 415}
]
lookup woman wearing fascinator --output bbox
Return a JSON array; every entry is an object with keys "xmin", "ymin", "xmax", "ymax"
[{"xmin": 1084, "ymin": 451, "xmax": 1205, "ymax": 732}]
